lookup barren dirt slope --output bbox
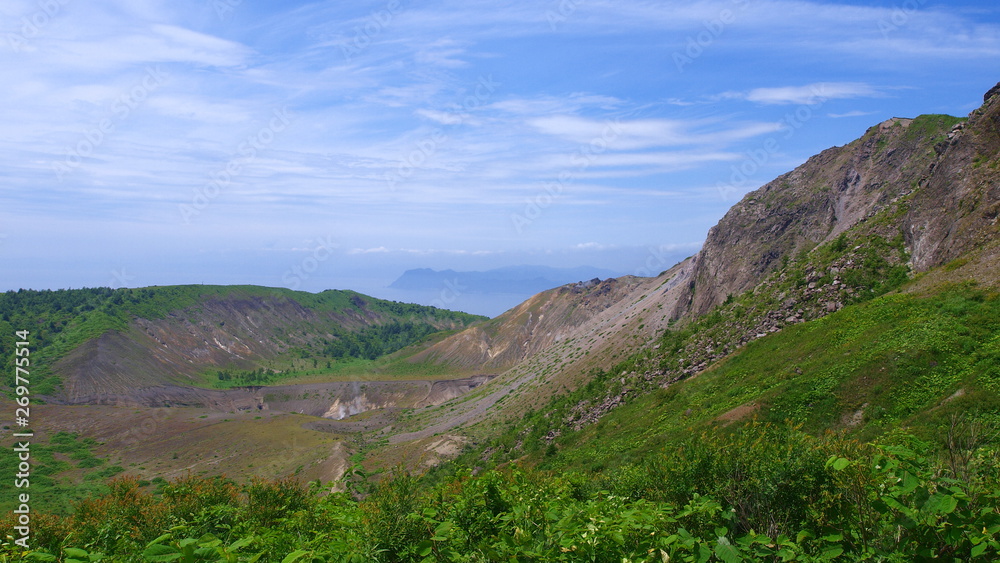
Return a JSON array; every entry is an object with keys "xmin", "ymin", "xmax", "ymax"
[{"xmin": 383, "ymin": 259, "xmax": 695, "ymax": 442}]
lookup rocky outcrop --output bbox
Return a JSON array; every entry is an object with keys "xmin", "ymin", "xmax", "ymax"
[
  {"xmin": 903, "ymin": 83, "xmax": 1000, "ymax": 271},
  {"xmin": 985, "ymin": 82, "xmax": 1000, "ymax": 104},
  {"xmin": 681, "ymin": 85, "xmax": 1000, "ymax": 317}
]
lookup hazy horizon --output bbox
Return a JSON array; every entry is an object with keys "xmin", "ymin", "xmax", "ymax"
[{"xmin": 3, "ymin": 1, "xmax": 999, "ymax": 297}]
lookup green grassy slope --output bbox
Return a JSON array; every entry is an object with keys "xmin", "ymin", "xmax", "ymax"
[
  {"xmin": 455, "ymin": 274, "xmax": 999, "ymax": 475},
  {"xmin": 0, "ymin": 285, "xmax": 486, "ymax": 395}
]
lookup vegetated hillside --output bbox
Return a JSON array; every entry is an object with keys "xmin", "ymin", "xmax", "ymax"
[
  {"xmin": 0, "ymin": 285, "xmax": 484, "ymax": 404},
  {"xmin": 380, "ymin": 87, "xmax": 998, "ymax": 440},
  {"xmin": 443, "ymin": 83, "xmax": 1000, "ymax": 472}
]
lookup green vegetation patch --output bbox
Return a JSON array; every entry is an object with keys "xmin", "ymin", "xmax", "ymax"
[
  {"xmin": 3, "ymin": 424, "xmax": 997, "ymax": 561},
  {"xmin": 0, "ymin": 431, "xmax": 122, "ymax": 516},
  {"xmin": 902, "ymin": 114, "xmax": 967, "ymax": 145},
  {"xmin": 458, "ymin": 282, "xmax": 1000, "ymax": 476}
]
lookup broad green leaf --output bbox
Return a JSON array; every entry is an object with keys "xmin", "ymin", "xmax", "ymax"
[
  {"xmin": 141, "ymin": 544, "xmax": 182, "ymax": 563},
  {"xmin": 935, "ymin": 494, "xmax": 958, "ymax": 514},
  {"xmin": 899, "ymin": 471, "xmax": 920, "ymax": 494},
  {"xmin": 714, "ymin": 538, "xmax": 742, "ymax": 563},
  {"xmin": 882, "ymin": 497, "xmax": 907, "ymax": 511},
  {"xmin": 820, "ymin": 547, "xmax": 844, "ymax": 560},
  {"xmin": 416, "ymin": 540, "xmax": 434, "ymax": 557},
  {"xmin": 146, "ymin": 534, "xmax": 173, "ymax": 548},
  {"xmin": 63, "ymin": 548, "xmax": 90, "ymax": 558},
  {"xmin": 228, "ymin": 537, "xmax": 253, "ymax": 550},
  {"xmin": 280, "ymin": 550, "xmax": 312, "ymax": 563}
]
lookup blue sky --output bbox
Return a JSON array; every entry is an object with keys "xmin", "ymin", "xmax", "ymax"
[{"xmin": 1, "ymin": 0, "xmax": 999, "ymax": 314}]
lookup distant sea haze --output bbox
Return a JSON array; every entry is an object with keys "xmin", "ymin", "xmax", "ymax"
[{"xmin": 377, "ymin": 265, "xmax": 624, "ymax": 317}]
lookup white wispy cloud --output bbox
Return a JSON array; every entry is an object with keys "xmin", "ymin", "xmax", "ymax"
[
  {"xmin": 743, "ymin": 82, "xmax": 879, "ymax": 105},
  {"xmin": 2, "ymin": 0, "xmax": 998, "ymax": 293},
  {"xmin": 827, "ymin": 110, "xmax": 877, "ymax": 119},
  {"xmin": 348, "ymin": 247, "xmax": 391, "ymax": 255},
  {"xmin": 527, "ymin": 115, "xmax": 782, "ymax": 150}
]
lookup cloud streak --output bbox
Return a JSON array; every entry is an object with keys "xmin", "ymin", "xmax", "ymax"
[{"xmin": 1, "ymin": 0, "xmax": 998, "ymax": 294}]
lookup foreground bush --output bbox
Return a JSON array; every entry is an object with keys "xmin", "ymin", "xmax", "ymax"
[{"xmin": 2, "ymin": 425, "xmax": 997, "ymax": 562}]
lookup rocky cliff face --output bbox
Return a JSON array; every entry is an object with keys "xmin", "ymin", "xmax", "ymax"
[
  {"xmin": 903, "ymin": 87, "xmax": 1000, "ymax": 270},
  {"xmin": 682, "ymin": 84, "xmax": 999, "ymax": 317}
]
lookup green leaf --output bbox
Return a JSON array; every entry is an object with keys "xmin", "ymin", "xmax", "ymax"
[
  {"xmin": 696, "ymin": 544, "xmax": 712, "ymax": 563},
  {"xmin": 714, "ymin": 538, "xmax": 742, "ymax": 563},
  {"xmin": 832, "ymin": 457, "xmax": 850, "ymax": 471},
  {"xmin": 280, "ymin": 550, "xmax": 312, "ymax": 563},
  {"xmin": 934, "ymin": 494, "xmax": 958, "ymax": 514},
  {"xmin": 228, "ymin": 537, "xmax": 253, "ymax": 550},
  {"xmin": 416, "ymin": 540, "xmax": 434, "ymax": 557},
  {"xmin": 820, "ymin": 547, "xmax": 844, "ymax": 560},
  {"xmin": 899, "ymin": 471, "xmax": 920, "ymax": 494},
  {"xmin": 971, "ymin": 543, "xmax": 987, "ymax": 557},
  {"xmin": 436, "ymin": 520, "xmax": 452, "ymax": 534},
  {"xmin": 141, "ymin": 543, "xmax": 182, "ymax": 563},
  {"xmin": 63, "ymin": 548, "xmax": 91, "ymax": 558},
  {"xmin": 146, "ymin": 534, "xmax": 173, "ymax": 548}
]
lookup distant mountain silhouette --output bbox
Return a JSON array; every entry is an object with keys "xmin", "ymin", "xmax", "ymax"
[{"xmin": 388, "ymin": 265, "xmax": 623, "ymax": 295}]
